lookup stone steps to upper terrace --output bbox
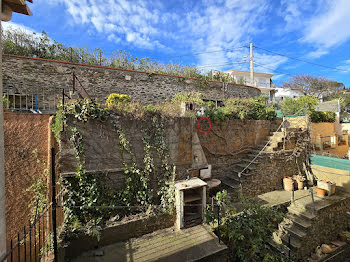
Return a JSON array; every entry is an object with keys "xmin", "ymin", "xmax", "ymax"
[
  {"xmin": 222, "ymin": 123, "xmax": 285, "ymax": 201},
  {"xmin": 271, "ymin": 188, "xmax": 350, "ymax": 260}
]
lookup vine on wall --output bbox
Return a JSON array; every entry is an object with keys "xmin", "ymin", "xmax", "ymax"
[{"xmin": 55, "ymin": 99, "xmax": 176, "ymax": 237}]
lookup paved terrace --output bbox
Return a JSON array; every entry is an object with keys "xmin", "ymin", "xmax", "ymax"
[
  {"xmin": 73, "ymin": 224, "xmax": 227, "ymax": 262},
  {"xmin": 256, "ymin": 186, "xmax": 350, "ymax": 208}
]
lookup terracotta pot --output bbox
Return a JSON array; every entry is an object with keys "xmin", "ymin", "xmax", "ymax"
[
  {"xmin": 297, "ymin": 180, "xmax": 304, "ymax": 190},
  {"xmin": 3, "ymin": 109, "xmax": 8, "ymax": 113},
  {"xmin": 316, "ymin": 187, "xmax": 327, "ymax": 197},
  {"xmin": 283, "ymin": 176, "xmax": 294, "ymax": 191}
]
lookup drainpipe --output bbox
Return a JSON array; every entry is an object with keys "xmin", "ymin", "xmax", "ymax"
[{"xmin": 0, "ymin": 11, "xmax": 7, "ymax": 259}]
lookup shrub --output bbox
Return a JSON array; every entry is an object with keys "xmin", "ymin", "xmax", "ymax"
[
  {"xmin": 205, "ymin": 97, "xmax": 276, "ymax": 122},
  {"xmin": 106, "ymin": 93, "xmax": 131, "ymax": 108},
  {"xmin": 281, "ymin": 96, "xmax": 319, "ymax": 115},
  {"xmin": 220, "ymin": 198, "xmax": 285, "ymax": 262},
  {"xmin": 2, "ymin": 94, "xmax": 9, "ymax": 108},
  {"xmin": 171, "ymin": 92, "xmax": 204, "ymax": 105},
  {"xmin": 310, "ymin": 111, "xmax": 336, "ymax": 123}
]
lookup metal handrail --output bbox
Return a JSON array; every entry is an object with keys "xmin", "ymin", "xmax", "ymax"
[{"xmin": 238, "ymin": 119, "xmax": 286, "ymax": 178}]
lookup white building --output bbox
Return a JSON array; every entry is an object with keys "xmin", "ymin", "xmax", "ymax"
[
  {"xmin": 274, "ymin": 88, "xmax": 304, "ymax": 102},
  {"xmin": 221, "ymin": 69, "xmax": 275, "ymax": 100}
]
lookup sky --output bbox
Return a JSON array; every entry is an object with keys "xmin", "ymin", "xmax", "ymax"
[{"xmin": 4, "ymin": 0, "xmax": 350, "ymax": 87}]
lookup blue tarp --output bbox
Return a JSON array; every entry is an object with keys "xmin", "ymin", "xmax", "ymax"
[{"xmin": 311, "ymin": 154, "xmax": 350, "ymax": 171}]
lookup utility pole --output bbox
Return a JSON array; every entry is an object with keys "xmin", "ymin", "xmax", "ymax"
[{"xmin": 250, "ymin": 42, "xmax": 254, "ymax": 87}]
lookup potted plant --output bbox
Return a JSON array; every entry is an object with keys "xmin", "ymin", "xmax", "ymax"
[
  {"xmin": 2, "ymin": 94, "xmax": 9, "ymax": 112},
  {"xmin": 317, "ymin": 179, "xmax": 336, "ymax": 196},
  {"xmin": 296, "ymin": 175, "xmax": 306, "ymax": 190},
  {"xmin": 283, "ymin": 176, "xmax": 294, "ymax": 191},
  {"xmin": 316, "ymin": 187, "xmax": 327, "ymax": 197}
]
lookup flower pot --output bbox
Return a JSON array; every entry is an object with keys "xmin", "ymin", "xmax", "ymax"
[
  {"xmin": 283, "ymin": 176, "xmax": 294, "ymax": 191},
  {"xmin": 3, "ymin": 109, "xmax": 8, "ymax": 113},
  {"xmin": 297, "ymin": 180, "xmax": 304, "ymax": 190},
  {"xmin": 317, "ymin": 180, "xmax": 336, "ymax": 196},
  {"xmin": 316, "ymin": 187, "xmax": 327, "ymax": 197}
]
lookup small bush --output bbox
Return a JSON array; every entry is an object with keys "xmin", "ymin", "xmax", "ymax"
[
  {"xmin": 2, "ymin": 94, "xmax": 9, "ymax": 108},
  {"xmin": 205, "ymin": 97, "xmax": 276, "ymax": 122},
  {"xmin": 106, "ymin": 93, "xmax": 131, "ymax": 108},
  {"xmin": 310, "ymin": 111, "xmax": 336, "ymax": 123}
]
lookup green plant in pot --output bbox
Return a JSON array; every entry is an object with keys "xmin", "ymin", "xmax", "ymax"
[{"xmin": 2, "ymin": 94, "xmax": 9, "ymax": 111}]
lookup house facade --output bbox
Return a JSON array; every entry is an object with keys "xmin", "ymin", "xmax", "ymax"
[{"xmin": 221, "ymin": 69, "xmax": 275, "ymax": 100}]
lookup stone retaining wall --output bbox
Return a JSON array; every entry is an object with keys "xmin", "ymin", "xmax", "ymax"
[
  {"xmin": 295, "ymin": 194, "xmax": 350, "ymax": 259},
  {"xmin": 3, "ymin": 54, "xmax": 260, "ymax": 107}
]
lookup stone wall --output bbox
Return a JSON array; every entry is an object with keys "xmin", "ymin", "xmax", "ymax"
[
  {"xmin": 242, "ymin": 149, "xmax": 307, "ymax": 197},
  {"xmin": 59, "ymin": 117, "xmax": 274, "ymax": 187},
  {"xmin": 197, "ymin": 119, "xmax": 272, "ymax": 180},
  {"xmin": 59, "ymin": 116, "xmax": 195, "ymax": 185},
  {"xmin": 295, "ymin": 194, "xmax": 350, "ymax": 259},
  {"xmin": 4, "ymin": 113, "xmax": 52, "ymax": 246},
  {"xmin": 3, "ymin": 54, "xmax": 260, "ymax": 108}
]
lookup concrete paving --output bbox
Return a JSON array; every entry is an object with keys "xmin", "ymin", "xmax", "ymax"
[
  {"xmin": 72, "ymin": 224, "xmax": 227, "ymax": 262},
  {"xmin": 256, "ymin": 186, "xmax": 350, "ymax": 211}
]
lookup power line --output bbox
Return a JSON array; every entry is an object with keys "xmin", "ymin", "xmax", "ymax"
[
  {"xmin": 196, "ymin": 60, "xmax": 248, "ymax": 69},
  {"xmin": 253, "ymin": 45, "xmax": 350, "ymax": 73},
  {"xmin": 149, "ymin": 46, "xmax": 248, "ymax": 60},
  {"xmin": 253, "ymin": 62, "xmax": 293, "ymax": 76}
]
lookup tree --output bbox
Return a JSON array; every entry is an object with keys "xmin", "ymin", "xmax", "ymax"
[
  {"xmin": 281, "ymin": 96, "xmax": 319, "ymax": 115},
  {"xmin": 282, "ymin": 74, "xmax": 344, "ymax": 99}
]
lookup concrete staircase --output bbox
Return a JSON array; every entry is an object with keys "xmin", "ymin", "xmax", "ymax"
[{"xmin": 222, "ymin": 123, "xmax": 285, "ymax": 200}]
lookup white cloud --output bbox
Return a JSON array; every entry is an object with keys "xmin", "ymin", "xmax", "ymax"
[
  {"xmin": 302, "ymin": 0, "xmax": 350, "ymax": 47},
  {"xmin": 298, "ymin": 0, "xmax": 350, "ymax": 58},
  {"xmin": 47, "ymin": 0, "xmax": 287, "ymax": 73},
  {"xmin": 279, "ymin": 0, "xmax": 314, "ymax": 31},
  {"xmin": 336, "ymin": 59, "xmax": 350, "ymax": 74},
  {"xmin": 2, "ymin": 21, "xmax": 39, "ymax": 35},
  {"xmin": 49, "ymin": 0, "xmax": 166, "ymax": 50}
]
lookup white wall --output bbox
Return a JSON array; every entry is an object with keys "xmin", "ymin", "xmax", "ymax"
[
  {"xmin": 274, "ymin": 88, "xmax": 303, "ymax": 101},
  {"xmin": 230, "ymin": 73, "xmax": 270, "ymax": 88}
]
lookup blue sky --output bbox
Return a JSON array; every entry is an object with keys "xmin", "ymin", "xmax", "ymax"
[{"xmin": 4, "ymin": 0, "xmax": 350, "ymax": 87}]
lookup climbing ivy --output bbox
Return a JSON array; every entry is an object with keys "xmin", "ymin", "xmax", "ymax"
[{"xmin": 56, "ymin": 99, "xmax": 176, "ymax": 237}]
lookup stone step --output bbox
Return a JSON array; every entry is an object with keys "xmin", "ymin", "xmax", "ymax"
[
  {"xmin": 281, "ymin": 234, "xmax": 301, "ymax": 250},
  {"xmin": 287, "ymin": 206, "xmax": 315, "ymax": 221},
  {"xmin": 285, "ymin": 213, "xmax": 312, "ymax": 230},
  {"xmin": 222, "ymin": 178, "xmax": 241, "ymax": 189},
  {"xmin": 226, "ymin": 172, "xmax": 241, "ymax": 182},
  {"xmin": 247, "ymin": 153, "xmax": 264, "ymax": 159},
  {"xmin": 232, "ymin": 166, "xmax": 246, "ymax": 174},
  {"xmin": 285, "ymin": 225, "xmax": 307, "ymax": 240},
  {"xmin": 236, "ymin": 163, "xmax": 256, "ymax": 171},
  {"xmin": 241, "ymin": 158, "xmax": 260, "ymax": 165},
  {"xmin": 268, "ymin": 239, "xmax": 290, "ymax": 257},
  {"xmin": 249, "ymin": 149, "xmax": 268, "ymax": 155}
]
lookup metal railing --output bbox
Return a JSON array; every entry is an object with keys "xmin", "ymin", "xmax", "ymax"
[{"xmin": 3, "ymin": 72, "xmax": 91, "ymax": 114}]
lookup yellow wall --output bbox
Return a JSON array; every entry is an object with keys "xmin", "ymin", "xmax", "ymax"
[
  {"xmin": 285, "ymin": 116, "xmax": 308, "ymax": 130},
  {"xmin": 311, "ymin": 165, "xmax": 350, "ymax": 192}
]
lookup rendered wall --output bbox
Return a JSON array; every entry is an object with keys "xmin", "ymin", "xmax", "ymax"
[{"xmin": 4, "ymin": 113, "xmax": 52, "ymax": 246}]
